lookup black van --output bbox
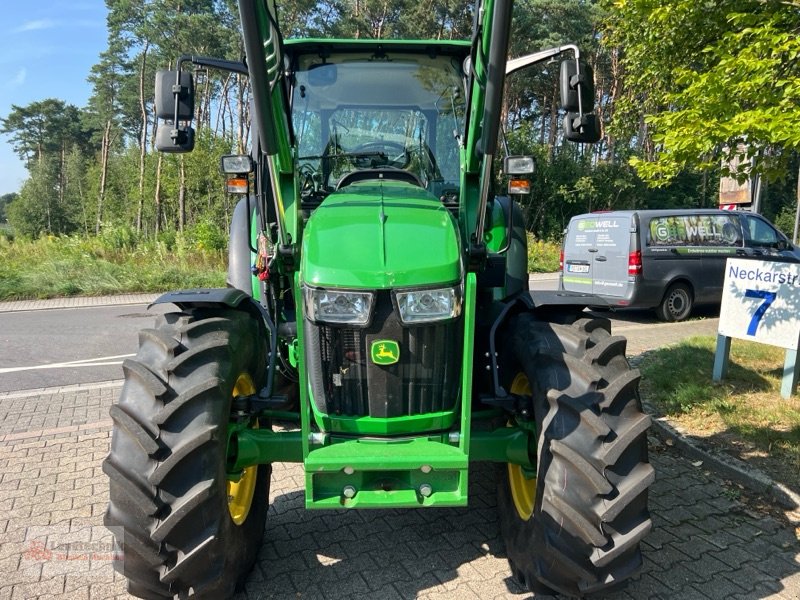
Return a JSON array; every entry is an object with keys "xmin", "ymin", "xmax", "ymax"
[{"xmin": 559, "ymin": 209, "xmax": 800, "ymax": 321}]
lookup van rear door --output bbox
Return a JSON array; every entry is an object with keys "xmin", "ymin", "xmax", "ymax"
[
  {"xmin": 562, "ymin": 214, "xmax": 632, "ymax": 297},
  {"xmin": 562, "ymin": 216, "xmax": 597, "ymax": 292}
]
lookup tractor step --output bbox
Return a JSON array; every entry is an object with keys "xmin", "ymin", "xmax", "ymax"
[{"xmin": 304, "ymin": 437, "xmax": 468, "ymax": 509}]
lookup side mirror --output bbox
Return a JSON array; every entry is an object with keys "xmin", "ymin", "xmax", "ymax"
[
  {"xmin": 564, "ymin": 113, "xmax": 601, "ymax": 144},
  {"xmin": 155, "ymin": 124, "xmax": 195, "ymax": 153},
  {"xmin": 559, "ymin": 61, "xmax": 594, "ymax": 113},
  {"xmin": 155, "ymin": 70, "xmax": 195, "ymax": 120}
]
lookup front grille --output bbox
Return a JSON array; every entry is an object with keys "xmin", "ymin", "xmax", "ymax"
[{"xmin": 305, "ymin": 291, "xmax": 462, "ymax": 418}]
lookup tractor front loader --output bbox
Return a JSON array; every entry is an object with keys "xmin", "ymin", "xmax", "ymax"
[{"xmin": 103, "ymin": 0, "xmax": 653, "ymax": 597}]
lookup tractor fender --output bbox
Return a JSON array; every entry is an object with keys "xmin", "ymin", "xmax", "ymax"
[
  {"xmin": 497, "ymin": 196, "xmax": 528, "ymax": 298},
  {"xmin": 151, "ymin": 288, "xmax": 278, "ymax": 394},
  {"xmin": 149, "ymin": 288, "xmax": 273, "ymax": 344},
  {"xmin": 227, "ymin": 196, "xmax": 257, "ymax": 296},
  {"xmin": 151, "ymin": 287, "xmax": 253, "ymax": 310},
  {"xmin": 518, "ymin": 290, "xmax": 609, "ymax": 312},
  {"xmin": 484, "ymin": 290, "xmax": 610, "ymax": 398}
]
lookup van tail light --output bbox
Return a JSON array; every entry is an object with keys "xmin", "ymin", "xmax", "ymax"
[
  {"xmin": 628, "ymin": 250, "xmax": 642, "ymax": 276},
  {"xmin": 559, "ymin": 249, "xmax": 564, "ymax": 272}
]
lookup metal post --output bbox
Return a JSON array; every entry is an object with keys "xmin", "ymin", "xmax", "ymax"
[
  {"xmin": 781, "ymin": 348, "xmax": 799, "ymax": 399},
  {"xmin": 712, "ymin": 334, "xmax": 732, "ymax": 381},
  {"xmin": 794, "ymin": 163, "xmax": 800, "ymax": 244}
]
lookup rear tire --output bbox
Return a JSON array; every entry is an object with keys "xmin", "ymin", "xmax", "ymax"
[
  {"xmin": 656, "ymin": 283, "xmax": 693, "ymax": 322},
  {"xmin": 497, "ymin": 314, "xmax": 653, "ymax": 597},
  {"xmin": 103, "ymin": 309, "xmax": 269, "ymax": 599}
]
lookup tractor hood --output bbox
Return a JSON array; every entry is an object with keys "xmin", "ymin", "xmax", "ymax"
[{"xmin": 301, "ymin": 181, "xmax": 462, "ymax": 288}]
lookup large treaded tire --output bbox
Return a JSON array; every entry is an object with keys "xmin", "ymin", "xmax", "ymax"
[
  {"xmin": 103, "ymin": 308, "xmax": 269, "ymax": 599},
  {"xmin": 498, "ymin": 314, "xmax": 653, "ymax": 597}
]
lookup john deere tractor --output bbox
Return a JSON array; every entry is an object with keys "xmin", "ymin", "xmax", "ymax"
[{"xmin": 103, "ymin": 0, "xmax": 653, "ymax": 597}]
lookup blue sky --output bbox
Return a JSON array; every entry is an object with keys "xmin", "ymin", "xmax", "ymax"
[{"xmin": 0, "ymin": 2, "xmax": 108, "ymax": 196}]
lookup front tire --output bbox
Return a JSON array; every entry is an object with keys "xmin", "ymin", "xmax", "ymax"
[
  {"xmin": 497, "ymin": 315, "xmax": 653, "ymax": 597},
  {"xmin": 656, "ymin": 282, "xmax": 693, "ymax": 322},
  {"xmin": 103, "ymin": 309, "xmax": 269, "ymax": 599}
]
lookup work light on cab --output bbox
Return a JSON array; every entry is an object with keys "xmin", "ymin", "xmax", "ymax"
[
  {"xmin": 504, "ymin": 155, "xmax": 534, "ymax": 195},
  {"xmin": 220, "ymin": 154, "xmax": 254, "ymax": 195}
]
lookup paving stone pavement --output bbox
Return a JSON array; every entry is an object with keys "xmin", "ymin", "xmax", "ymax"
[{"xmin": 0, "ymin": 384, "xmax": 798, "ymax": 599}]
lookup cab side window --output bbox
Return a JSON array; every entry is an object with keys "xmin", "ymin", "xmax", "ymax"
[{"xmin": 745, "ymin": 216, "xmax": 779, "ymax": 247}]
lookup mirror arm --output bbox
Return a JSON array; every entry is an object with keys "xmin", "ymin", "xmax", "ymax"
[
  {"xmin": 505, "ymin": 44, "xmax": 579, "ymax": 77},
  {"xmin": 181, "ymin": 55, "xmax": 248, "ymax": 76}
]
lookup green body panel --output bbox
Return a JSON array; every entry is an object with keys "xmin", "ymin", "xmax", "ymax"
[
  {"xmin": 309, "ymin": 410, "xmax": 458, "ymax": 437},
  {"xmin": 285, "ymin": 38, "xmax": 471, "ymax": 49},
  {"xmin": 301, "ymin": 181, "xmax": 462, "ymax": 289},
  {"xmin": 294, "ymin": 274, "xmax": 478, "ymax": 508},
  {"xmin": 304, "ymin": 437, "xmax": 468, "ymax": 508},
  {"xmin": 485, "ymin": 199, "xmax": 509, "ymax": 251}
]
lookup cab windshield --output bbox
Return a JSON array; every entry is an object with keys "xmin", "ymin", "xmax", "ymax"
[{"xmin": 291, "ymin": 52, "xmax": 466, "ymax": 201}]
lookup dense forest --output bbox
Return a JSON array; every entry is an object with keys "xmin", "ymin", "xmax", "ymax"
[{"xmin": 2, "ymin": 0, "xmax": 799, "ymax": 243}]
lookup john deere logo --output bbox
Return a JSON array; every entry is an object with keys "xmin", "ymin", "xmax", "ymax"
[{"xmin": 371, "ymin": 340, "xmax": 399, "ymax": 365}]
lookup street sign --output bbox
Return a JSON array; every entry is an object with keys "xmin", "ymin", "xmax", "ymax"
[
  {"xmin": 714, "ymin": 258, "xmax": 800, "ymax": 397},
  {"xmin": 718, "ymin": 258, "xmax": 800, "ymax": 350}
]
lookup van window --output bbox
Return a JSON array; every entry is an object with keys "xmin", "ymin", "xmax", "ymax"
[
  {"xmin": 647, "ymin": 214, "xmax": 742, "ymax": 247},
  {"xmin": 744, "ymin": 215, "xmax": 779, "ymax": 246}
]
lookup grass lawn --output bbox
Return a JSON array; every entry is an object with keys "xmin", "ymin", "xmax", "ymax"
[
  {"xmin": 0, "ymin": 235, "xmax": 226, "ymax": 301},
  {"xmin": 640, "ymin": 335, "xmax": 800, "ymax": 492}
]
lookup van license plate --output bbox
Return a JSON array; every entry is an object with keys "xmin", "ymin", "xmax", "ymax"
[{"xmin": 567, "ymin": 264, "xmax": 590, "ymax": 273}]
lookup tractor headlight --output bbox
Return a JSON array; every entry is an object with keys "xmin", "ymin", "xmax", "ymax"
[
  {"xmin": 304, "ymin": 287, "xmax": 374, "ymax": 325},
  {"xmin": 395, "ymin": 285, "xmax": 462, "ymax": 324}
]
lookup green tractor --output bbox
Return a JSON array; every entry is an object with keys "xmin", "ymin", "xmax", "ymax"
[{"xmin": 103, "ymin": 0, "xmax": 653, "ymax": 597}]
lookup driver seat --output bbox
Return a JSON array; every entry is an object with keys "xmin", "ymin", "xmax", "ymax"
[{"xmin": 336, "ymin": 168, "xmax": 424, "ymax": 190}]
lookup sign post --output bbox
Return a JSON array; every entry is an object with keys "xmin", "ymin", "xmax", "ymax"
[{"xmin": 715, "ymin": 258, "xmax": 800, "ymax": 398}]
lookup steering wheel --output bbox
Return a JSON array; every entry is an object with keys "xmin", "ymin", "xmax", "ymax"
[{"xmin": 351, "ymin": 141, "xmax": 410, "ymax": 169}]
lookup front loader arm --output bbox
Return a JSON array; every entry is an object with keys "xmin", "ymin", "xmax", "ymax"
[
  {"xmin": 239, "ymin": 0, "xmax": 298, "ymax": 253},
  {"xmin": 462, "ymin": 0, "xmax": 513, "ymax": 263}
]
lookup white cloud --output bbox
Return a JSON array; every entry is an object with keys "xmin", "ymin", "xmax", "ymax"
[
  {"xmin": 13, "ymin": 19, "xmax": 55, "ymax": 33},
  {"xmin": 8, "ymin": 68, "xmax": 26, "ymax": 88}
]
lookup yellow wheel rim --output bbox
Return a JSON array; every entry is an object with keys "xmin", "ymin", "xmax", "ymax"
[
  {"xmin": 507, "ymin": 372, "xmax": 536, "ymax": 521},
  {"xmin": 228, "ymin": 373, "xmax": 258, "ymax": 526}
]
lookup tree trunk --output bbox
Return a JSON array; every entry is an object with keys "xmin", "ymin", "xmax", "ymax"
[
  {"xmin": 179, "ymin": 155, "xmax": 186, "ymax": 232},
  {"xmin": 137, "ymin": 42, "xmax": 150, "ymax": 234},
  {"xmin": 547, "ymin": 81, "xmax": 558, "ymax": 158},
  {"xmin": 59, "ymin": 141, "xmax": 65, "ymax": 211},
  {"xmin": 96, "ymin": 119, "xmax": 112, "ymax": 234},
  {"xmin": 154, "ymin": 153, "xmax": 163, "ymax": 236},
  {"xmin": 539, "ymin": 92, "xmax": 547, "ymax": 145}
]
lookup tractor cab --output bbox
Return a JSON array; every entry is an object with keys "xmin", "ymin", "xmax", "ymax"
[{"xmin": 287, "ymin": 41, "xmax": 468, "ymax": 213}]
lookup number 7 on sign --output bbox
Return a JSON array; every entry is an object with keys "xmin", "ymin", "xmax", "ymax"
[{"xmin": 744, "ymin": 289, "xmax": 777, "ymax": 336}]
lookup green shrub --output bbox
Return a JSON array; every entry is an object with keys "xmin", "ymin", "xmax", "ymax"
[{"xmin": 526, "ymin": 233, "xmax": 560, "ymax": 272}]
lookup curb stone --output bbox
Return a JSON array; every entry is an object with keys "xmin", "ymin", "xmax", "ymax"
[
  {"xmin": 644, "ymin": 399, "xmax": 800, "ymax": 512},
  {"xmin": 630, "ymin": 354, "xmax": 800, "ymax": 514}
]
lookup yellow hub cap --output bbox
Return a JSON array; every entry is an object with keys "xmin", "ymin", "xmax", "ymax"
[
  {"xmin": 507, "ymin": 372, "xmax": 536, "ymax": 521},
  {"xmin": 227, "ymin": 373, "xmax": 257, "ymax": 526}
]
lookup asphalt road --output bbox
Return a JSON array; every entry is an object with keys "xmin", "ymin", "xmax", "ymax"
[
  {"xmin": 0, "ymin": 275, "xmax": 720, "ymax": 393},
  {"xmin": 0, "ymin": 304, "xmax": 169, "ymax": 393}
]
